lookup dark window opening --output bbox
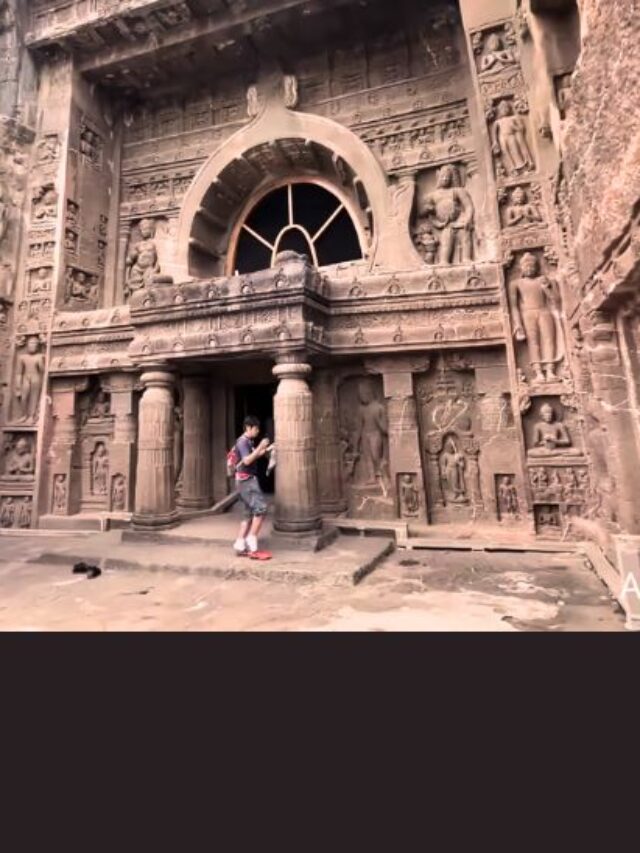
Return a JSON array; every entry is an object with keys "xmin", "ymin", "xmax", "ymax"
[{"xmin": 233, "ymin": 181, "xmax": 363, "ymax": 274}]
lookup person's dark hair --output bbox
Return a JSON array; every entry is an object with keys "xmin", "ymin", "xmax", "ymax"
[{"xmin": 243, "ymin": 415, "xmax": 260, "ymax": 430}]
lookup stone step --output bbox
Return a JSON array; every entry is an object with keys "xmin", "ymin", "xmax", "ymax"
[{"xmin": 25, "ymin": 533, "xmax": 394, "ymax": 587}]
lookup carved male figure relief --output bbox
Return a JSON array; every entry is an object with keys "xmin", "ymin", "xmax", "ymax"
[
  {"xmin": 417, "ymin": 164, "xmax": 474, "ymax": 264},
  {"xmin": 505, "ymin": 186, "xmax": 543, "ymax": 228},
  {"xmin": 400, "ymin": 474, "xmax": 420, "ymax": 517},
  {"xmin": 529, "ymin": 403, "xmax": 580, "ymax": 457},
  {"xmin": 509, "ymin": 253, "xmax": 561, "ymax": 383},
  {"xmin": 491, "ymin": 100, "xmax": 534, "ymax": 175},
  {"xmin": 14, "ymin": 336, "xmax": 45, "ymax": 423},
  {"xmin": 355, "ymin": 380, "xmax": 388, "ymax": 485},
  {"xmin": 439, "ymin": 437, "xmax": 468, "ymax": 503},
  {"xmin": 4, "ymin": 436, "xmax": 34, "ymax": 477},
  {"xmin": 125, "ymin": 218, "xmax": 161, "ymax": 296}
]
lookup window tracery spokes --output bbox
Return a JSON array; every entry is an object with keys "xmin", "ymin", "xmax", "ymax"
[{"xmin": 233, "ymin": 181, "xmax": 362, "ymax": 274}]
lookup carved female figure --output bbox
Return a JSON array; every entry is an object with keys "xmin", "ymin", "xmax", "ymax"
[
  {"xmin": 491, "ymin": 100, "xmax": 534, "ymax": 175},
  {"xmin": 53, "ymin": 474, "xmax": 67, "ymax": 513},
  {"xmin": 91, "ymin": 442, "xmax": 109, "ymax": 495}
]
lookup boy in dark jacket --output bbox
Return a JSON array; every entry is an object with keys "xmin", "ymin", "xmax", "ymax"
[{"xmin": 232, "ymin": 415, "xmax": 273, "ymax": 560}]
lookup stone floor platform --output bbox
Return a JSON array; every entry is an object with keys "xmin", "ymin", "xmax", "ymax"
[{"xmin": 1, "ymin": 526, "xmax": 393, "ymax": 588}]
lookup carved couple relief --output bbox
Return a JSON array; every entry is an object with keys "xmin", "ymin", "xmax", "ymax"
[
  {"xmin": 413, "ymin": 164, "xmax": 475, "ymax": 265},
  {"xmin": 0, "ymin": 496, "xmax": 32, "ymax": 529}
]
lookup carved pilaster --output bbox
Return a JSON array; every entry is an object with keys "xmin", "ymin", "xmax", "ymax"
[
  {"xmin": 313, "ymin": 370, "xmax": 346, "ymax": 515},
  {"xmin": 272, "ymin": 360, "xmax": 321, "ymax": 534},
  {"xmin": 177, "ymin": 376, "xmax": 212, "ymax": 510},
  {"xmin": 382, "ymin": 371, "xmax": 428, "ymax": 521},
  {"xmin": 132, "ymin": 367, "xmax": 178, "ymax": 529},
  {"xmin": 44, "ymin": 376, "xmax": 88, "ymax": 517},
  {"xmin": 103, "ymin": 373, "xmax": 138, "ymax": 513}
]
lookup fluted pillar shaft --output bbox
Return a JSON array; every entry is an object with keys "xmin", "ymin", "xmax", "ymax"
[
  {"xmin": 272, "ymin": 361, "xmax": 321, "ymax": 534},
  {"xmin": 132, "ymin": 368, "xmax": 178, "ymax": 529},
  {"xmin": 177, "ymin": 376, "xmax": 212, "ymax": 510}
]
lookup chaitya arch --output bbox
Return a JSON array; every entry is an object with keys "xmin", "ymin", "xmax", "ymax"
[{"xmin": 176, "ymin": 104, "xmax": 404, "ymax": 279}]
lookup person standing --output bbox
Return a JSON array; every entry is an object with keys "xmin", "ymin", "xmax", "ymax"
[{"xmin": 232, "ymin": 416, "xmax": 273, "ymax": 560}]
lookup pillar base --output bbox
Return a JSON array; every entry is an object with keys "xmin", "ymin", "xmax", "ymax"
[
  {"xmin": 272, "ymin": 524, "xmax": 338, "ymax": 553},
  {"xmin": 176, "ymin": 496, "xmax": 212, "ymax": 511},
  {"xmin": 132, "ymin": 509, "xmax": 181, "ymax": 531}
]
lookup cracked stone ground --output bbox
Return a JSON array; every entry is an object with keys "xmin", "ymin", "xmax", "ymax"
[{"xmin": 0, "ymin": 533, "xmax": 625, "ymax": 631}]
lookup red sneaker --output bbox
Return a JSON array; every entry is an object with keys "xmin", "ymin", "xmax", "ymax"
[{"xmin": 248, "ymin": 550, "xmax": 273, "ymax": 561}]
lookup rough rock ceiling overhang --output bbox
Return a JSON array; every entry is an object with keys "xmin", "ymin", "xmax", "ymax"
[{"xmin": 26, "ymin": 0, "xmax": 458, "ymax": 97}]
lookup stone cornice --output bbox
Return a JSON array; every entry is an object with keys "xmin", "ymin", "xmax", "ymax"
[{"xmin": 48, "ymin": 256, "xmax": 507, "ymax": 374}]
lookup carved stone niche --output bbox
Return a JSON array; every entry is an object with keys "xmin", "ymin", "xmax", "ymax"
[
  {"xmin": 27, "ymin": 266, "xmax": 53, "ymax": 296},
  {"xmin": 498, "ymin": 183, "xmax": 544, "ymax": 231},
  {"xmin": 32, "ymin": 184, "xmax": 58, "ymax": 222},
  {"xmin": 415, "ymin": 356, "xmax": 483, "ymax": 523},
  {"xmin": 0, "ymin": 495, "xmax": 33, "ymax": 529},
  {"xmin": 337, "ymin": 374, "xmax": 394, "ymax": 519},
  {"xmin": 495, "ymin": 474, "xmax": 520, "ymax": 521},
  {"xmin": 523, "ymin": 397, "xmax": 583, "ymax": 461},
  {"xmin": 413, "ymin": 163, "xmax": 475, "ymax": 266},
  {"xmin": 507, "ymin": 251, "xmax": 566, "ymax": 387},
  {"xmin": 472, "ymin": 22, "xmax": 519, "ymax": 77},
  {"xmin": 398, "ymin": 473, "xmax": 421, "ymax": 519},
  {"xmin": 1, "ymin": 432, "xmax": 36, "ymax": 482},
  {"xmin": 64, "ymin": 266, "xmax": 100, "ymax": 309},
  {"xmin": 487, "ymin": 97, "xmax": 535, "ymax": 178},
  {"xmin": 124, "ymin": 217, "xmax": 173, "ymax": 300},
  {"xmin": 79, "ymin": 118, "xmax": 104, "ymax": 169},
  {"xmin": 79, "ymin": 380, "xmax": 112, "ymax": 427},
  {"xmin": 10, "ymin": 334, "xmax": 46, "ymax": 425},
  {"xmin": 534, "ymin": 503, "xmax": 561, "ymax": 538}
]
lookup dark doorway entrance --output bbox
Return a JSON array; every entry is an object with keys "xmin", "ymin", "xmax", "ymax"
[{"xmin": 234, "ymin": 383, "xmax": 276, "ymax": 494}]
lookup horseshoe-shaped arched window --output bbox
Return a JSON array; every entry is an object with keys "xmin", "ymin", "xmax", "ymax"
[{"xmin": 231, "ymin": 181, "xmax": 363, "ymax": 274}]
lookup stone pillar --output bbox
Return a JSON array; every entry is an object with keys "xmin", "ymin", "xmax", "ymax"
[
  {"xmin": 132, "ymin": 367, "xmax": 178, "ymax": 529},
  {"xmin": 382, "ymin": 371, "xmax": 428, "ymax": 522},
  {"xmin": 272, "ymin": 359, "xmax": 321, "ymax": 534},
  {"xmin": 313, "ymin": 370, "xmax": 346, "ymax": 515},
  {"xmin": 177, "ymin": 376, "xmax": 212, "ymax": 510},
  {"xmin": 104, "ymin": 373, "xmax": 138, "ymax": 513}
]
